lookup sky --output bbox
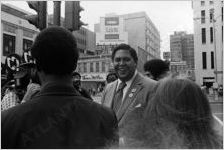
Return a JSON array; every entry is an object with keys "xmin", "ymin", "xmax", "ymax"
[{"xmin": 2, "ymin": 0, "xmax": 194, "ymax": 55}]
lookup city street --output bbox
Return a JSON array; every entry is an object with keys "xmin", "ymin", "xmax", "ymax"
[{"xmin": 210, "ymin": 102, "xmax": 223, "ymax": 121}]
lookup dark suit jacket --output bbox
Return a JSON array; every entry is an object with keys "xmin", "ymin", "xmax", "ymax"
[
  {"xmin": 101, "ymin": 72, "xmax": 157, "ymax": 128},
  {"xmin": 1, "ymin": 81, "xmax": 118, "ymax": 149}
]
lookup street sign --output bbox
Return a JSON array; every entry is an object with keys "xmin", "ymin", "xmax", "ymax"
[{"xmin": 5, "ymin": 54, "xmax": 21, "ymax": 72}]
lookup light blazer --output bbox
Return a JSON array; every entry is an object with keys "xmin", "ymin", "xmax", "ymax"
[{"xmin": 101, "ymin": 72, "xmax": 157, "ymax": 128}]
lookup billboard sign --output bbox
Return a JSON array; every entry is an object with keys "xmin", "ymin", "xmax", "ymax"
[{"xmin": 105, "ymin": 17, "xmax": 119, "ymax": 26}]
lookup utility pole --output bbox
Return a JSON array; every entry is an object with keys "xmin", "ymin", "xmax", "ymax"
[
  {"xmin": 53, "ymin": 1, "xmax": 61, "ymax": 26},
  {"xmin": 211, "ymin": 9, "xmax": 218, "ymax": 83}
]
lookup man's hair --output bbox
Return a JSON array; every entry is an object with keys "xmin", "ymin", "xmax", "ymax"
[
  {"xmin": 111, "ymin": 44, "xmax": 138, "ymax": 63},
  {"xmin": 72, "ymin": 71, "xmax": 81, "ymax": 78},
  {"xmin": 144, "ymin": 59, "xmax": 169, "ymax": 79},
  {"xmin": 31, "ymin": 27, "xmax": 79, "ymax": 76}
]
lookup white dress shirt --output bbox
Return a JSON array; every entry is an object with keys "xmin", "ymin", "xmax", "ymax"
[{"xmin": 117, "ymin": 70, "xmax": 137, "ymax": 102}]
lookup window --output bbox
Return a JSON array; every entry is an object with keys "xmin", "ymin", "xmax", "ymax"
[
  {"xmin": 210, "ymin": 27, "xmax": 213, "ymax": 43},
  {"xmin": 201, "ymin": 1, "xmax": 205, "ymax": 6},
  {"xmin": 202, "ymin": 52, "xmax": 207, "ymax": 69},
  {"xmin": 3, "ymin": 34, "xmax": 15, "ymax": 56},
  {"xmin": 222, "ymin": 26, "xmax": 223, "ymax": 43},
  {"xmin": 90, "ymin": 62, "xmax": 93, "ymax": 72},
  {"xmin": 201, "ymin": 10, "xmax": 205, "ymax": 24},
  {"xmin": 209, "ymin": 9, "xmax": 214, "ymax": 23},
  {"xmin": 211, "ymin": 52, "xmax": 214, "ymax": 69},
  {"xmin": 102, "ymin": 61, "xmax": 106, "ymax": 72},
  {"xmin": 83, "ymin": 63, "xmax": 87, "ymax": 73},
  {"xmin": 96, "ymin": 62, "xmax": 99, "ymax": 72},
  {"xmin": 23, "ymin": 39, "xmax": 33, "ymax": 51},
  {"xmin": 202, "ymin": 28, "xmax": 206, "ymax": 44},
  {"xmin": 222, "ymin": 7, "xmax": 223, "ymax": 21},
  {"xmin": 209, "ymin": 1, "xmax": 214, "ymax": 5}
]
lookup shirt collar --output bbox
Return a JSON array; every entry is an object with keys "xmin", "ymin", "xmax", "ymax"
[{"xmin": 117, "ymin": 70, "xmax": 137, "ymax": 88}]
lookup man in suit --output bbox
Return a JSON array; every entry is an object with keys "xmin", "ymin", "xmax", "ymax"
[
  {"xmin": 2, "ymin": 27, "xmax": 118, "ymax": 149},
  {"xmin": 101, "ymin": 44, "xmax": 157, "ymax": 130}
]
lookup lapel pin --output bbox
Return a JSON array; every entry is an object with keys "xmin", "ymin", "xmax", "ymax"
[
  {"xmin": 129, "ymin": 93, "xmax": 133, "ymax": 97},
  {"xmin": 131, "ymin": 88, "xmax": 136, "ymax": 93}
]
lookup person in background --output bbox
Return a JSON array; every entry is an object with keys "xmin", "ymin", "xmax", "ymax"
[
  {"xmin": 144, "ymin": 59, "xmax": 170, "ymax": 81},
  {"xmin": 2, "ymin": 27, "xmax": 118, "ymax": 149},
  {"xmin": 1, "ymin": 64, "xmax": 31, "ymax": 110},
  {"xmin": 121, "ymin": 77, "xmax": 223, "ymax": 149},
  {"xmin": 106, "ymin": 72, "xmax": 118, "ymax": 84},
  {"xmin": 72, "ymin": 71, "xmax": 92, "ymax": 100}
]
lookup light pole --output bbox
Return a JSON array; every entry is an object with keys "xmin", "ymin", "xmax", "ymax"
[
  {"xmin": 53, "ymin": 1, "xmax": 61, "ymax": 26},
  {"xmin": 210, "ymin": 9, "xmax": 218, "ymax": 83}
]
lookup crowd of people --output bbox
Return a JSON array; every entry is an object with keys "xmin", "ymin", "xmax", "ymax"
[{"xmin": 1, "ymin": 26, "xmax": 223, "ymax": 149}]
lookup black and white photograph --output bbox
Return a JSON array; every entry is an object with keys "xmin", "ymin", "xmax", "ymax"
[{"xmin": 1, "ymin": 0, "xmax": 223, "ymax": 148}]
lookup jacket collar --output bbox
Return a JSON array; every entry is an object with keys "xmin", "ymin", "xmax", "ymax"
[{"xmin": 37, "ymin": 81, "xmax": 81, "ymax": 97}]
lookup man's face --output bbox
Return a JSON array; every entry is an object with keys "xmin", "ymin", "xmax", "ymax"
[
  {"xmin": 113, "ymin": 49, "xmax": 137, "ymax": 82},
  {"xmin": 72, "ymin": 75, "xmax": 81, "ymax": 88}
]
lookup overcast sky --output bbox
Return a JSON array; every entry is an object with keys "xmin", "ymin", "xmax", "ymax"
[{"xmin": 2, "ymin": 1, "xmax": 194, "ymax": 54}]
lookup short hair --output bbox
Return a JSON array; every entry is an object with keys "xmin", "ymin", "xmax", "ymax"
[
  {"xmin": 31, "ymin": 27, "xmax": 79, "ymax": 76},
  {"xmin": 72, "ymin": 71, "xmax": 81, "ymax": 78},
  {"xmin": 111, "ymin": 44, "xmax": 138, "ymax": 63},
  {"xmin": 144, "ymin": 59, "xmax": 169, "ymax": 79},
  {"xmin": 106, "ymin": 72, "xmax": 117, "ymax": 83}
]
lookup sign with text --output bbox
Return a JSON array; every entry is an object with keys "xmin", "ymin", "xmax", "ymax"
[
  {"xmin": 105, "ymin": 17, "xmax": 119, "ymax": 26},
  {"xmin": 81, "ymin": 73, "xmax": 107, "ymax": 81},
  {"xmin": 105, "ymin": 34, "xmax": 119, "ymax": 39}
]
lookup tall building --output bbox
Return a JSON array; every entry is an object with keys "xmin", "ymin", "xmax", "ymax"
[
  {"xmin": 170, "ymin": 31, "xmax": 194, "ymax": 69},
  {"xmin": 170, "ymin": 31, "xmax": 195, "ymax": 79},
  {"xmin": 192, "ymin": 0, "xmax": 223, "ymax": 87},
  {"xmin": 48, "ymin": 15, "xmax": 96, "ymax": 56},
  {"xmin": 94, "ymin": 12, "xmax": 161, "ymax": 73},
  {"xmin": 182, "ymin": 34, "xmax": 195, "ymax": 70},
  {"xmin": 1, "ymin": 3, "xmax": 39, "ymax": 63}
]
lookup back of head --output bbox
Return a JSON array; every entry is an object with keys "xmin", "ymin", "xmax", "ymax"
[
  {"xmin": 31, "ymin": 27, "xmax": 79, "ymax": 76},
  {"xmin": 144, "ymin": 59, "xmax": 169, "ymax": 80},
  {"xmin": 146, "ymin": 77, "xmax": 222, "ymax": 148}
]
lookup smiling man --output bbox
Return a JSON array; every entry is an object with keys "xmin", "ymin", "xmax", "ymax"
[{"xmin": 101, "ymin": 44, "xmax": 157, "ymax": 130}]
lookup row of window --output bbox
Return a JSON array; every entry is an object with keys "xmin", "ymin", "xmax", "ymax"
[
  {"xmin": 201, "ymin": 26, "xmax": 223, "ymax": 44},
  {"xmin": 76, "ymin": 61, "xmax": 107, "ymax": 73},
  {"xmin": 200, "ymin": 9, "xmax": 215, "ymax": 24},
  {"xmin": 3, "ymin": 33, "xmax": 33, "ymax": 56},
  {"xmin": 202, "ymin": 51, "xmax": 214, "ymax": 69},
  {"xmin": 201, "ymin": 1, "xmax": 214, "ymax": 6}
]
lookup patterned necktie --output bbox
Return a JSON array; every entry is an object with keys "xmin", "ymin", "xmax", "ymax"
[{"xmin": 112, "ymin": 82, "xmax": 127, "ymax": 115}]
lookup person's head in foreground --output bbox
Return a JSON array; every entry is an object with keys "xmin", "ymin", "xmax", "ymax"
[
  {"xmin": 144, "ymin": 59, "xmax": 170, "ymax": 81},
  {"xmin": 122, "ymin": 77, "xmax": 222, "ymax": 149},
  {"xmin": 31, "ymin": 26, "xmax": 79, "ymax": 82}
]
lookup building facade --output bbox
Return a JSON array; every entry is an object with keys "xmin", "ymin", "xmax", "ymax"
[
  {"xmin": 192, "ymin": 0, "xmax": 223, "ymax": 87},
  {"xmin": 170, "ymin": 31, "xmax": 195, "ymax": 79},
  {"xmin": 94, "ymin": 12, "xmax": 161, "ymax": 73},
  {"xmin": 1, "ymin": 3, "xmax": 39, "ymax": 63},
  {"xmin": 76, "ymin": 54, "xmax": 112, "ymax": 93}
]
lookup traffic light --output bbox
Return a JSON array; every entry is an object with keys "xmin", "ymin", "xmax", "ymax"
[
  {"xmin": 24, "ymin": 1, "xmax": 47, "ymax": 30},
  {"xmin": 65, "ymin": 1, "xmax": 86, "ymax": 31}
]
